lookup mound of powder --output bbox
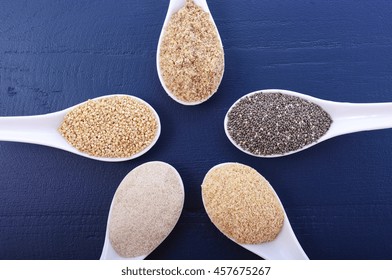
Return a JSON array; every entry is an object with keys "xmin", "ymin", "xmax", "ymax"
[
  {"xmin": 159, "ymin": 0, "xmax": 224, "ymax": 103},
  {"xmin": 108, "ymin": 161, "xmax": 184, "ymax": 258},
  {"xmin": 202, "ymin": 163, "xmax": 284, "ymax": 244},
  {"xmin": 58, "ymin": 95, "xmax": 158, "ymax": 158}
]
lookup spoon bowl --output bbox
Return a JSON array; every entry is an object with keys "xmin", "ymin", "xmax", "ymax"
[
  {"xmin": 100, "ymin": 161, "xmax": 184, "ymax": 260},
  {"xmin": 225, "ymin": 89, "xmax": 392, "ymax": 158},
  {"xmin": 100, "ymin": 190, "xmax": 148, "ymax": 260},
  {"xmin": 0, "ymin": 94, "xmax": 161, "ymax": 162},
  {"xmin": 202, "ymin": 162, "xmax": 309, "ymax": 260},
  {"xmin": 156, "ymin": 0, "xmax": 224, "ymax": 105}
]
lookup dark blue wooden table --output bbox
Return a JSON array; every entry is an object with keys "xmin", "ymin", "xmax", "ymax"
[{"xmin": 1, "ymin": 0, "xmax": 392, "ymax": 260}]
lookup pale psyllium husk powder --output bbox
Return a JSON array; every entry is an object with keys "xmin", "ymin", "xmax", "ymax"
[
  {"xmin": 202, "ymin": 163, "xmax": 284, "ymax": 244},
  {"xmin": 108, "ymin": 161, "xmax": 184, "ymax": 258},
  {"xmin": 159, "ymin": 0, "xmax": 224, "ymax": 103},
  {"xmin": 58, "ymin": 95, "xmax": 158, "ymax": 158}
]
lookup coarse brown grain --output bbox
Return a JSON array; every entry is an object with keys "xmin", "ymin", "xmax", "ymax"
[
  {"xmin": 58, "ymin": 95, "xmax": 158, "ymax": 158},
  {"xmin": 159, "ymin": 0, "xmax": 224, "ymax": 103},
  {"xmin": 202, "ymin": 163, "xmax": 284, "ymax": 244},
  {"xmin": 109, "ymin": 161, "xmax": 184, "ymax": 258}
]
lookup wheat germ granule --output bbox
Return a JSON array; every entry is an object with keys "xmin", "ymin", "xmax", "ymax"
[
  {"xmin": 108, "ymin": 161, "xmax": 184, "ymax": 258},
  {"xmin": 202, "ymin": 163, "xmax": 284, "ymax": 244},
  {"xmin": 58, "ymin": 95, "xmax": 158, "ymax": 158},
  {"xmin": 159, "ymin": 0, "xmax": 224, "ymax": 103}
]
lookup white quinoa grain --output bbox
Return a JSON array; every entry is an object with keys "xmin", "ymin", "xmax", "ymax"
[
  {"xmin": 202, "ymin": 163, "xmax": 284, "ymax": 244},
  {"xmin": 159, "ymin": 0, "xmax": 224, "ymax": 103},
  {"xmin": 58, "ymin": 95, "xmax": 158, "ymax": 158}
]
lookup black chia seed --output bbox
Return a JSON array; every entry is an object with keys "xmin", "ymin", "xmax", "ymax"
[{"xmin": 226, "ymin": 91, "xmax": 333, "ymax": 156}]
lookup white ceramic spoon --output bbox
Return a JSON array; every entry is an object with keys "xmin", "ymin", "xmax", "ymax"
[
  {"xmin": 100, "ymin": 186, "xmax": 147, "ymax": 260},
  {"xmin": 225, "ymin": 89, "xmax": 392, "ymax": 158},
  {"xmin": 0, "ymin": 94, "xmax": 161, "ymax": 162},
  {"xmin": 156, "ymin": 0, "xmax": 224, "ymax": 105},
  {"xmin": 100, "ymin": 161, "xmax": 185, "ymax": 260},
  {"xmin": 202, "ymin": 163, "xmax": 309, "ymax": 260}
]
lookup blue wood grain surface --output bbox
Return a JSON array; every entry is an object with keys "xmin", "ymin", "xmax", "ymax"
[{"xmin": 1, "ymin": 0, "xmax": 392, "ymax": 260}]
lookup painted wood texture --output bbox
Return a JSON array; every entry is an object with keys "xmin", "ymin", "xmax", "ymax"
[{"xmin": 1, "ymin": 0, "xmax": 392, "ymax": 260}]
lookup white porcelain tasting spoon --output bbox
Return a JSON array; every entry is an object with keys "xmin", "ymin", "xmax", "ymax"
[
  {"xmin": 202, "ymin": 163, "xmax": 309, "ymax": 260},
  {"xmin": 156, "ymin": 0, "xmax": 224, "ymax": 105},
  {"xmin": 224, "ymin": 89, "xmax": 392, "ymax": 158},
  {"xmin": 99, "ymin": 180, "xmax": 145, "ymax": 260},
  {"xmin": 0, "ymin": 94, "xmax": 161, "ymax": 162},
  {"xmin": 100, "ymin": 161, "xmax": 185, "ymax": 260}
]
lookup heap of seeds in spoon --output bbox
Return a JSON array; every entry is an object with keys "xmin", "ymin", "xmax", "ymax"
[
  {"xmin": 202, "ymin": 163, "xmax": 284, "ymax": 244},
  {"xmin": 58, "ymin": 95, "xmax": 158, "ymax": 158},
  {"xmin": 159, "ymin": 0, "xmax": 224, "ymax": 103},
  {"xmin": 226, "ymin": 91, "xmax": 333, "ymax": 156}
]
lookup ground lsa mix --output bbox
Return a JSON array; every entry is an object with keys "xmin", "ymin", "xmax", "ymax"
[{"xmin": 159, "ymin": 0, "xmax": 224, "ymax": 103}]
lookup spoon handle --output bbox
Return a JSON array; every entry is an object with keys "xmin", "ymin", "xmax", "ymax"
[
  {"xmin": 273, "ymin": 217, "xmax": 309, "ymax": 260},
  {"xmin": 324, "ymin": 102, "xmax": 392, "ymax": 137},
  {"xmin": 241, "ymin": 216, "xmax": 309, "ymax": 260},
  {"xmin": 0, "ymin": 112, "xmax": 68, "ymax": 150}
]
